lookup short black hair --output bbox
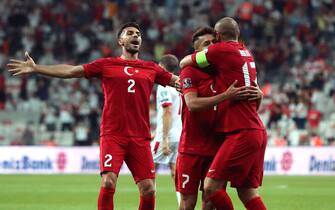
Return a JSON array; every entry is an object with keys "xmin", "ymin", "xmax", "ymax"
[
  {"xmin": 117, "ymin": 22, "xmax": 141, "ymax": 38},
  {"xmin": 159, "ymin": 54, "xmax": 179, "ymax": 74},
  {"xmin": 191, "ymin": 27, "xmax": 215, "ymax": 45}
]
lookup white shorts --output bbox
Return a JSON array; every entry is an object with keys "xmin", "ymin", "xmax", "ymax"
[{"xmin": 151, "ymin": 141, "xmax": 179, "ymax": 165}]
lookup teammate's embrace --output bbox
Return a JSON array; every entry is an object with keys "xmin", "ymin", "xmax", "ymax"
[
  {"xmin": 180, "ymin": 17, "xmax": 267, "ymax": 210},
  {"xmin": 177, "ymin": 26, "xmax": 261, "ymax": 210}
]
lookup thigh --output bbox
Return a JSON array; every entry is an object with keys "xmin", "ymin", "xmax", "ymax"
[
  {"xmin": 100, "ymin": 135, "xmax": 126, "ymax": 176},
  {"xmin": 126, "ymin": 137, "xmax": 155, "ymax": 183},
  {"xmin": 242, "ymin": 130, "xmax": 267, "ymax": 188},
  {"xmin": 176, "ymin": 153, "xmax": 210, "ymax": 194},
  {"xmin": 207, "ymin": 129, "xmax": 265, "ymax": 188}
]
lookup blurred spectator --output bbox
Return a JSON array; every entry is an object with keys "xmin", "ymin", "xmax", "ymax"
[
  {"xmin": 60, "ymin": 104, "xmax": 73, "ymax": 131},
  {"xmin": 0, "ymin": 72, "xmax": 5, "ymax": 110},
  {"xmin": 21, "ymin": 122, "xmax": 35, "ymax": 145},
  {"xmin": 40, "ymin": 134, "xmax": 58, "ymax": 147},
  {"xmin": 73, "ymin": 120, "xmax": 90, "ymax": 146}
]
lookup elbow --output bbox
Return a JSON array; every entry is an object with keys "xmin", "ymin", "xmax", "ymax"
[
  {"xmin": 179, "ymin": 60, "xmax": 186, "ymax": 69},
  {"xmin": 186, "ymin": 103, "xmax": 199, "ymax": 112}
]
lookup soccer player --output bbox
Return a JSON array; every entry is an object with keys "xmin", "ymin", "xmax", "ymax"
[
  {"xmin": 180, "ymin": 17, "xmax": 267, "ymax": 210},
  {"xmin": 151, "ymin": 54, "xmax": 182, "ymax": 205},
  {"xmin": 177, "ymin": 27, "xmax": 262, "ymax": 210},
  {"xmin": 7, "ymin": 22, "xmax": 179, "ymax": 210}
]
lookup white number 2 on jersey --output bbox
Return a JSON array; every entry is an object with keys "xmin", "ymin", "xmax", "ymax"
[
  {"xmin": 128, "ymin": 79, "xmax": 135, "ymax": 93},
  {"xmin": 104, "ymin": 154, "xmax": 113, "ymax": 167}
]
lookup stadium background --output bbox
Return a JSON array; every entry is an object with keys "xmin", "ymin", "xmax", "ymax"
[{"xmin": 0, "ymin": 0, "xmax": 334, "ymax": 210}]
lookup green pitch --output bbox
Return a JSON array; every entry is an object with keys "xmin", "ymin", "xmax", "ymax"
[{"xmin": 0, "ymin": 175, "xmax": 334, "ymax": 210}]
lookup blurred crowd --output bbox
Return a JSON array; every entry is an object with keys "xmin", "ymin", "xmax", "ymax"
[{"xmin": 0, "ymin": 0, "xmax": 334, "ymax": 146}]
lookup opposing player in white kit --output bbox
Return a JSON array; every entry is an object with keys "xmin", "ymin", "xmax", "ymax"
[{"xmin": 151, "ymin": 54, "xmax": 182, "ymax": 205}]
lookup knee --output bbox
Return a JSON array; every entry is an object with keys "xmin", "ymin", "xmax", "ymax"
[
  {"xmin": 203, "ymin": 182, "xmax": 216, "ymax": 196},
  {"xmin": 180, "ymin": 204, "xmax": 196, "ymax": 210},
  {"xmin": 203, "ymin": 178, "xmax": 226, "ymax": 197},
  {"xmin": 139, "ymin": 181, "xmax": 156, "ymax": 197},
  {"xmin": 101, "ymin": 172, "xmax": 117, "ymax": 189},
  {"xmin": 237, "ymin": 188, "xmax": 258, "ymax": 205},
  {"xmin": 180, "ymin": 196, "xmax": 197, "ymax": 210}
]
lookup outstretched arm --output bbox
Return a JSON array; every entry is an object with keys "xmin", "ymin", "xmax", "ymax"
[
  {"xmin": 168, "ymin": 75, "xmax": 181, "ymax": 92},
  {"xmin": 7, "ymin": 52, "xmax": 85, "ymax": 78}
]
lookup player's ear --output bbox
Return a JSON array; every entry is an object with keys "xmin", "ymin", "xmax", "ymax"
[{"xmin": 118, "ymin": 38, "xmax": 124, "ymax": 46}]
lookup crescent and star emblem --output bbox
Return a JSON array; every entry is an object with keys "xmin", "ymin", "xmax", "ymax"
[{"xmin": 123, "ymin": 66, "xmax": 139, "ymax": 76}]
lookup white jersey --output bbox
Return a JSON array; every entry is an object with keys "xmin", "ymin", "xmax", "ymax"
[{"xmin": 154, "ymin": 85, "xmax": 182, "ymax": 142}]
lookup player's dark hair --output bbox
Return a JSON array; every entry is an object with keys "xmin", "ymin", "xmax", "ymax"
[
  {"xmin": 159, "ymin": 54, "xmax": 179, "ymax": 74},
  {"xmin": 117, "ymin": 22, "xmax": 141, "ymax": 38},
  {"xmin": 191, "ymin": 27, "xmax": 215, "ymax": 45}
]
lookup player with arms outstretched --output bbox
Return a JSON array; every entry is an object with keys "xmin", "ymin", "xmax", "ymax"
[
  {"xmin": 177, "ymin": 27, "xmax": 262, "ymax": 210},
  {"xmin": 180, "ymin": 17, "xmax": 267, "ymax": 210},
  {"xmin": 7, "ymin": 22, "xmax": 179, "ymax": 210}
]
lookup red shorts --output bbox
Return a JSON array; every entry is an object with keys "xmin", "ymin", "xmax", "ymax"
[
  {"xmin": 176, "ymin": 153, "xmax": 214, "ymax": 194},
  {"xmin": 100, "ymin": 135, "xmax": 155, "ymax": 183},
  {"xmin": 207, "ymin": 129, "xmax": 267, "ymax": 188}
]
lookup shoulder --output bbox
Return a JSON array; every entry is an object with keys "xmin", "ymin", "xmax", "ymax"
[
  {"xmin": 180, "ymin": 66, "xmax": 198, "ymax": 75},
  {"xmin": 210, "ymin": 42, "xmax": 237, "ymax": 52},
  {"xmin": 180, "ymin": 66, "xmax": 209, "ymax": 78},
  {"xmin": 88, "ymin": 57, "xmax": 120, "ymax": 65},
  {"xmin": 137, "ymin": 60, "xmax": 157, "ymax": 68}
]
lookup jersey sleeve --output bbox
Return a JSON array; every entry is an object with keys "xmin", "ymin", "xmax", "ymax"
[
  {"xmin": 154, "ymin": 64, "xmax": 173, "ymax": 86},
  {"xmin": 191, "ymin": 44, "xmax": 221, "ymax": 68},
  {"xmin": 157, "ymin": 86, "xmax": 172, "ymax": 107},
  {"xmin": 82, "ymin": 58, "xmax": 105, "ymax": 78},
  {"xmin": 180, "ymin": 67, "xmax": 198, "ymax": 94}
]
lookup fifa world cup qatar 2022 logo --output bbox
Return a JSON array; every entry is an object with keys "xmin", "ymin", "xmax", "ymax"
[
  {"xmin": 56, "ymin": 152, "xmax": 67, "ymax": 171},
  {"xmin": 280, "ymin": 151, "xmax": 293, "ymax": 172}
]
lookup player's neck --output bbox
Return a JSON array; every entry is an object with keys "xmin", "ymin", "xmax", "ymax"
[
  {"xmin": 222, "ymin": 38, "xmax": 238, "ymax": 42},
  {"xmin": 120, "ymin": 51, "xmax": 139, "ymax": 60}
]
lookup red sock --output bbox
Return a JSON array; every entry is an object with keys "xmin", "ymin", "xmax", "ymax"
[
  {"xmin": 245, "ymin": 196, "xmax": 266, "ymax": 210},
  {"xmin": 98, "ymin": 187, "xmax": 115, "ymax": 210},
  {"xmin": 208, "ymin": 189, "xmax": 234, "ymax": 210},
  {"xmin": 138, "ymin": 195, "xmax": 155, "ymax": 210}
]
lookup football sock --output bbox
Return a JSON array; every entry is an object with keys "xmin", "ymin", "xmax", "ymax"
[
  {"xmin": 208, "ymin": 189, "xmax": 234, "ymax": 210},
  {"xmin": 139, "ymin": 195, "xmax": 155, "ymax": 210},
  {"xmin": 98, "ymin": 187, "xmax": 115, "ymax": 210},
  {"xmin": 176, "ymin": 191, "xmax": 181, "ymax": 206},
  {"xmin": 245, "ymin": 196, "xmax": 266, "ymax": 210}
]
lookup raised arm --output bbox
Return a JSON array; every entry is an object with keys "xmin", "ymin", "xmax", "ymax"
[
  {"xmin": 7, "ymin": 52, "xmax": 85, "ymax": 78},
  {"xmin": 168, "ymin": 74, "xmax": 181, "ymax": 91}
]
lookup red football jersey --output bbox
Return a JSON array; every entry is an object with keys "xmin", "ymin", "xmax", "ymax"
[
  {"xmin": 83, "ymin": 57, "xmax": 172, "ymax": 139},
  {"xmin": 192, "ymin": 41, "xmax": 264, "ymax": 132},
  {"xmin": 179, "ymin": 66, "xmax": 221, "ymax": 156}
]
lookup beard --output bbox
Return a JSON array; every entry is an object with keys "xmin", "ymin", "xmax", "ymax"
[{"xmin": 125, "ymin": 45, "xmax": 139, "ymax": 55}]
